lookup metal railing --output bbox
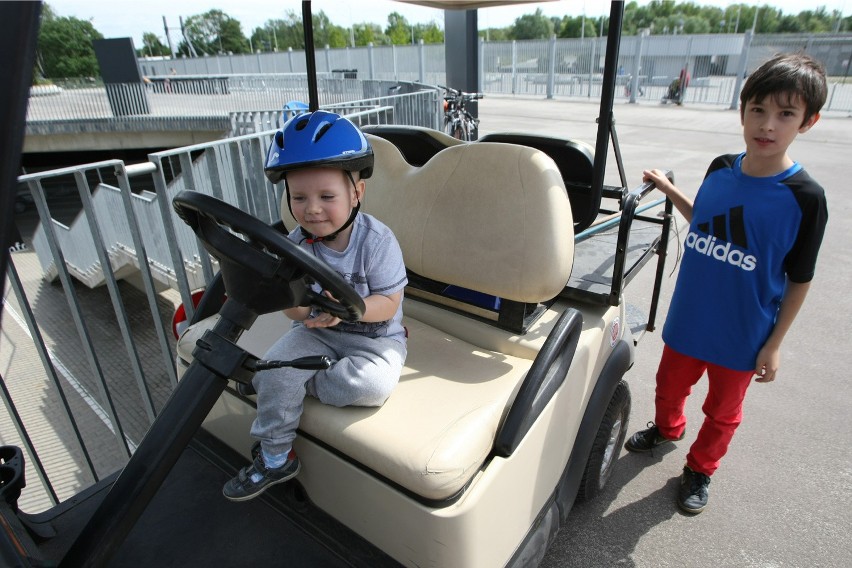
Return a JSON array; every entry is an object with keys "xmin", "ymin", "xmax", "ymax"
[
  {"xmin": 132, "ymin": 33, "xmax": 852, "ymax": 111},
  {"xmin": 25, "ymin": 33, "xmax": 851, "ymax": 136},
  {"xmin": 30, "ymin": 89, "xmax": 440, "ymax": 291},
  {"xmin": 139, "ymin": 43, "xmax": 447, "ymax": 84},
  {"xmin": 25, "ymin": 76, "xmax": 439, "ymax": 125},
  {"xmin": 29, "ymin": 92, "xmax": 441, "ymax": 303},
  {"xmin": 479, "ymin": 33, "xmax": 852, "ymax": 110},
  {"xmin": 7, "ymin": 160, "xmax": 180, "ymax": 512},
  {"xmin": 5, "ymin": 134, "xmax": 278, "ymax": 511},
  {"xmin": 8, "ymin": 85, "xmax": 441, "ymax": 512},
  {"xmin": 230, "ymin": 105, "xmax": 396, "ymax": 136}
]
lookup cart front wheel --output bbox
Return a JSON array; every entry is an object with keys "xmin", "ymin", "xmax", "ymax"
[{"xmin": 577, "ymin": 380, "xmax": 631, "ymax": 501}]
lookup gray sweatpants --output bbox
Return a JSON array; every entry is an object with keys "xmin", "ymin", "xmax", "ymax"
[{"xmin": 250, "ymin": 324, "xmax": 406, "ymax": 457}]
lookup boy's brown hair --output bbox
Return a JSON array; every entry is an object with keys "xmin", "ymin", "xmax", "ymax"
[{"xmin": 739, "ymin": 52, "xmax": 827, "ymax": 126}]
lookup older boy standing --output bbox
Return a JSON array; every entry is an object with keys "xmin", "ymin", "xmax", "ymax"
[{"xmin": 628, "ymin": 53, "xmax": 829, "ymax": 514}]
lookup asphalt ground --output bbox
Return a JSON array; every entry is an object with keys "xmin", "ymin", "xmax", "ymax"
[
  {"xmin": 3, "ymin": 95, "xmax": 850, "ymax": 566},
  {"xmin": 475, "ymin": 96, "xmax": 852, "ymax": 567}
]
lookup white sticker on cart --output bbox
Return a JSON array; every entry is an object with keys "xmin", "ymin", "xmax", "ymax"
[{"xmin": 610, "ymin": 317, "xmax": 621, "ymax": 348}]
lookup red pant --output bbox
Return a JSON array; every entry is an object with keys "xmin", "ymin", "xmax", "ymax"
[{"xmin": 655, "ymin": 345, "xmax": 754, "ymax": 476}]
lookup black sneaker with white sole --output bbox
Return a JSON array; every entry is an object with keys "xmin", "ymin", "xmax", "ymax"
[
  {"xmin": 624, "ymin": 421, "xmax": 685, "ymax": 452},
  {"xmin": 678, "ymin": 466, "xmax": 711, "ymax": 514}
]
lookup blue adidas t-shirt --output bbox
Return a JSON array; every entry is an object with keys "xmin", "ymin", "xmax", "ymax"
[{"xmin": 663, "ymin": 153, "xmax": 828, "ymax": 371}]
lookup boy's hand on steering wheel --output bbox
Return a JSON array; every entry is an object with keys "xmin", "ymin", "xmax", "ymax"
[{"xmin": 304, "ymin": 291, "xmax": 342, "ymax": 328}]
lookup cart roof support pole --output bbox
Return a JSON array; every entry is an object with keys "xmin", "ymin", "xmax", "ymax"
[
  {"xmin": 0, "ymin": 1, "xmax": 40, "ymax": 290},
  {"xmin": 302, "ymin": 1, "xmax": 319, "ymax": 112},
  {"xmin": 592, "ymin": 1, "xmax": 624, "ymax": 198}
]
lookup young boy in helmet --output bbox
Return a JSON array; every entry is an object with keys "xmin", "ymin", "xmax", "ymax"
[
  {"xmin": 628, "ymin": 53, "xmax": 828, "ymax": 514},
  {"xmin": 223, "ymin": 111, "xmax": 407, "ymax": 501}
]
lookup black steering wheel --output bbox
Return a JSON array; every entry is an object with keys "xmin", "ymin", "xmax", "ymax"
[{"xmin": 172, "ymin": 191, "xmax": 364, "ymax": 322}]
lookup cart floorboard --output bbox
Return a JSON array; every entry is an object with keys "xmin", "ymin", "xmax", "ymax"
[{"xmin": 20, "ymin": 430, "xmax": 399, "ymax": 567}]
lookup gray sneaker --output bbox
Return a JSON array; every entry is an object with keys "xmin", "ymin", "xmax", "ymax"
[
  {"xmin": 223, "ymin": 450, "xmax": 301, "ymax": 502},
  {"xmin": 624, "ymin": 421, "xmax": 684, "ymax": 452},
  {"xmin": 678, "ymin": 466, "xmax": 710, "ymax": 514}
]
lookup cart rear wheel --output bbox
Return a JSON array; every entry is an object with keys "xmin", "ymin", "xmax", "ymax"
[{"xmin": 577, "ymin": 380, "xmax": 630, "ymax": 501}]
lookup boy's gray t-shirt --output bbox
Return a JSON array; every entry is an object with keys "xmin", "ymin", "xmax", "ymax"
[{"xmin": 288, "ymin": 212, "xmax": 408, "ymax": 344}]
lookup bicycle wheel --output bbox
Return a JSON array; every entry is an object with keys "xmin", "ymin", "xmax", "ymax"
[
  {"xmin": 466, "ymin": 119, "xmax": 479, "ymax": 142},
  {"xmin": 444, "ymin": 116, "xmax": 454, "ymax": 137},
  {"xmin": 444, "ymin": 114, "xmax": 461, "ymax": 140}
]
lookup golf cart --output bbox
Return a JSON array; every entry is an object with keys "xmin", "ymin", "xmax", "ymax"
[{"xmin": 0, "ymin": 2, "xmax": 673, "ymax": 567}]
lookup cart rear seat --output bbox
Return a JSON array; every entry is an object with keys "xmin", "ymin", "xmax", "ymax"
[
  {"xmin": 364, "ymin": 125, "xmax": 598, "ymax": 232},
  {"xmin": 361, "ymin": 125, "xmax": 464, "ymax": 166},
  {"xmin": 178, "ymin": 136, "xmax": 575, "ymax": 502}
]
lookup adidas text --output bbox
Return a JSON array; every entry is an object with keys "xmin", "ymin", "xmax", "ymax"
[{"xmin": 685, "ymin": 231, "xmax": 756, "ymax": 271}]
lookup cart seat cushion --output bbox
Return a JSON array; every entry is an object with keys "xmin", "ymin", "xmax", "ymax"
[
  {"xmin": 282, "ymin": 134, "xmax": 574, "ymax": 304},
  {"xmin": 300, "ymin": 315, "xmax": 532, "ymax": 501},
  {"xmin": 177, "ymin": 311, "xmax": 530, "ymax": 502}
]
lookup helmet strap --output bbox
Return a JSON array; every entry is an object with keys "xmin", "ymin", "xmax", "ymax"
[{"xmin": 301, "ymin": 200, "xmax": 360, "ymax": 244}]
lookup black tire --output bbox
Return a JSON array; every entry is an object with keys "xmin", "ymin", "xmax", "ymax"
[{"xmin": 577, "ymin": 380, "xmax": 631, "ymax": 501}]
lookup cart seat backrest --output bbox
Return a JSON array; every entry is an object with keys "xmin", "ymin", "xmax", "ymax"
[
  {"xmin": 361, "ymin": 125, "xmax": 464, "ymax": 166},
  {"xmin": 281, "ymin": 134, "xmax": 574, "ymax": 304},
  {"xmin": 477, "ymin": 133, "xmax": 598, "ymax": 233},
  {"xmin": 363, "ymin": 127, "xmax": 597, "ymax": 233}
]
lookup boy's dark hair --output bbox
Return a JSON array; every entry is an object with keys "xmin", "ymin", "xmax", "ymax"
[{"xmin": 739, "ymin": 52, "xmax": 827, "ymax": 125}]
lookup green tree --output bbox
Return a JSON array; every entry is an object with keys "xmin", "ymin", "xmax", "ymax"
[
  {"xmin": 178, "ymin": 9, "xmax": 249, "ymax": 55},
  {"xmin": 415, "ymin": 22, "xmax": 443, "ymax": 44},
  {"xmin": 354, "ymin": 23, "xmax": 387, "ymax": 46},
  {"xmin": 511, "ymin": 8, "xmax": 555, "ymax": 39},
  {"xmin": 792, "ymin": 7, "xmax": 836, "ymax": 32},
  {"xmin": 37, "ymin": 4, "xmax": 103, "ymax": 79},
  {"xmin": 622, "ymin": 1, "xmax": 654, "ymax": 35},
  {"xmin": 252, "ymin": 10, "xmax": 348, "ymax": 51},
  {"xmin": 140, "ymin": 32, "xmax": 170, "ymax": 57},
  {"xmin": 313, "ymin": 11, "xmax": 348, "ymax": 48},
  {"xmin": 759, "ymin": 7, "xmax": 785, "ymax": 33},
  {"xmin": 556, "ymin": 15, "xmax": 599, "ymax": 38},
  {"xmin": 259, "ymin": 12, "xmax": 304, "ymax": 50},
  {"xmin": 386, "ymin": 12, "xmax": 413, "ymax": 45},
  {"xmin": 250, "ymin": 25, "xmax": 280, "ymax": 52},
  {"xmin": 385, "ymin": 19, "xmax": 445, "ymax": 45},
  {"xmin": 479, "ymin": 27, "xmax": 510, "ymax": 41}
]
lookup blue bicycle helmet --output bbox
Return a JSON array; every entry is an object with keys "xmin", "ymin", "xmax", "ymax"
[
  {"xmin": 264, "ymin": 110, "xmax": 373, "ymax": 183},
  {"xmin": 265, "ymin": 111, "xmax": 373, "ymax": 243}
]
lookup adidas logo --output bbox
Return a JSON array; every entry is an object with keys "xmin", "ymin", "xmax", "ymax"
[{"xmin": 685, "ymin": 205, "xmax": 756, "ymax": 272}]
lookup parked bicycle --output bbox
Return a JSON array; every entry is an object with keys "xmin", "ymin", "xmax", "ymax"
[{"xmin": 439, "ymin": 85, "xmax": 483, "ymax": 141}]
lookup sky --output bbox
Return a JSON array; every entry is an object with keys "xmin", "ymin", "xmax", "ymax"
[{"xmin": 48, "ymin": 0, "xmax": 851, "ymax": 48}]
